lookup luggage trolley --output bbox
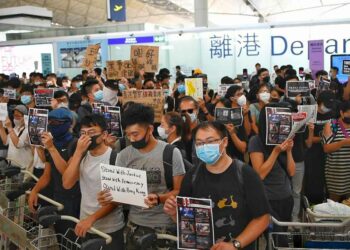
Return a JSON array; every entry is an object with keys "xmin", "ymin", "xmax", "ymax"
[{"xmin": 269, "ymin": 217, "xmax": 350, "ymax": 249}]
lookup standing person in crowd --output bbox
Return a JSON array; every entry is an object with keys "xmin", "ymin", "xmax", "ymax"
[
  {"xmin": 102, "ymin": 79, "xmax": 121, "ymax": 107},
  {"xmin": 68, "ymin": 76, "xmax": 82, "ymax": 96},
  {"xmin": 248, "ymin": 103, "xmax": 295, "ymax": 240},
  {"xmin": 304, "ymin": 91, "xmax": 337, "ymax": 204},
  {"xmin": 323, "ymin": 101, "xmax": 350, "ymax": 202},
  {"xmin": 28, "ymin": 108, "xmax": 80, "ymax": 236},
  {"xmin": 270, "ymin": 87, "xmax": 282, "ymax": 103},
  {"xmin": 20, "ymin": 85, "xmax": 36, "ymax": 109},
  {"xmin": 63, "ymin": 114, "xmax": 124, "ymax": 249},
  {"xmin": 329, "ymin": 66, "xmax": 343, "ymax": 100},
  {"xmin": 0, "ymin": 105, "xmax": 33, "ymax": 169},
  {"xmin": 98, "ymin": 103, "xmax": 185, "ymax": 250},
  {"xmin": 164, "ymin": 121, "xmax": 270, "ymax": 250},
  {"xmin": 250, "ymin": 83, "xmax": 271, "ymax": 135}
]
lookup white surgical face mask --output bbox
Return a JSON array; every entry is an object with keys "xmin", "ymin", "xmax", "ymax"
[
  {"xmin": 236, "ymin": 95, "xmax": 247, "ymax": 107},
  {"xmin": 14, "ymin": 119, "xmax": 22, "ymax": 127},
  {"xmin": 259, "ymin": 92, "xmax": 270, "ymax": 104},
  {"xmin": 102, "ymin": 87, "xmax": 118, "ymax": 106},
  {"xmin": 157, "ymin": 126, "xmax": 168, "ymax": 140},
  {"xmin": 189, "ymin": 112, "xmax": 197, "ymax": 123}
]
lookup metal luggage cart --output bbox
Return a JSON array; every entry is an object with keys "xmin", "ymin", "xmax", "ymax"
[
  {"xmin": 269, "ymin": 217, "xmax": 350, "ymax": 249},
  {"xmin": 30, "ymin": 214, "xmax": 112, "ymax": 250}
]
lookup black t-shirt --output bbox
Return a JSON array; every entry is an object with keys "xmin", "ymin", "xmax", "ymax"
[
  {"xmin": 227, "ymin": 125, "xmax": 247, "ymax": 162},
  {"xmin": 275, "ymin": 76, "xmax": 286, "ymax": 91},
  {"xmin": 292, "ymin": 129, "xmax": 309, "ymax": 163},
  {"xmin": 45, "ymin": 138, "xmax": 80, "ymax": 198},
  {"xmin": 179, "ymin": 161, "xmax": 270, "ymax": 249}
]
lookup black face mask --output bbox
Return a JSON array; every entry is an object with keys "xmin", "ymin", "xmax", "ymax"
[
  {"xmin": 131, "ymin": 130, "xmax": 149, "ymax": 150},
  {"xmin": 88, "ymin": 134, "xmax": 101, "ymax": 150},
  {"xmin": 263, "ymin": 76, "xmax": 270, "ymax": 83},
  {"xmin": 343, "ymin": 117, "xmax": 350, "ymax": 124},
  {"xmin": 271, "ymin": 98, "xmax": 280, "ymax": 103}
]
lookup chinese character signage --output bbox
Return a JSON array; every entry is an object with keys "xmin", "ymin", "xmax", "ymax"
[
  {"xmin": 308, "ymin": 40, "xmax": 324, "ymax": 79},
  {"xmin": 130, "ymin": 45, "xmax": 159, "ymax": 73},
  {"xmin": 107, "ymin": 0, "xmax": 126, "ymax": 22},
  {"xmin": 41, "ymin": 53, "xmax": 52, "ymax": 76},
  {"xmin": 106, "ymin": 60, "xmax": 135, "ymax": 79},
  {"xmin": 81, "ymin": 44, "xmax": 101, "ymax": 70}
]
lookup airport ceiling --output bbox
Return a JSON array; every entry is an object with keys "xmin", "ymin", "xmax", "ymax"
[{"xmin": 0, "ymin": 0, "xmax": 350, "ymax": 28}]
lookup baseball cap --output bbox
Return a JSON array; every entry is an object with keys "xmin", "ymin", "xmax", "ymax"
[
  {"xmin": 48, "ymin": 108, "xmax": 72, "ymax": 121},
  {"xmin": 14, "ymin": 105, "xmax": 28, "ymax": 115}
]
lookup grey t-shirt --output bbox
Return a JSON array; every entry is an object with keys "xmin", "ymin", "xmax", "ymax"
[
  {"xmin": 116, "ymin": 140, "xmax": 186, "ymax": 228},
  {"xmin": 248, "ymin": 135, "xmax": 292, "ymax": 201}
]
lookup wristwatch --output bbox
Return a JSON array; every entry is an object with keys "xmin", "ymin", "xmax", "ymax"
[{"xmin": 232, "ymin": 239, "xmax": 241, "ymax": 249}]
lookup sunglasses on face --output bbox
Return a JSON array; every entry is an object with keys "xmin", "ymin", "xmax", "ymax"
[{"xmin": 180, "ymin": 109, "xmax": 195, "ymax": 114}]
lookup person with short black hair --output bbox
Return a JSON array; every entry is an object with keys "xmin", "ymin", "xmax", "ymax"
[
  {"xmin": 20, "ymin": 85, "xmax": 35, "ymax": 108},
  {"xmin": 329, "ymin": 66, "xmax": 343, "ymax": 100},
  {"xmin": 248, "ymin": 68, "xmax": 271, "ymax": 103},
  {"xmin": 164, "ymin": 121, "xmax": 270, "ymax": 250}
]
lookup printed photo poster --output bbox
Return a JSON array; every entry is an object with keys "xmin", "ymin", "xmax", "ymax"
[
  {"xmin": 28, "ymin": 108, "xmax": 48, "ymax": 147},
  {"xmin": 176, "ymin": 197, "xmax": 215, "ymax": 250},
  {"xmin": 0, "ymin": 103, "xmax": 8, "ymax": 122},
  {"xmin": 285, "ymin": 81, "xmax": 311, "ymax": 98},
  {"xmin": 217, "ymin": 84, "xmax": 233, "ymax": 97},
  {"xmin": 34, "ymin": 88, "xmax": 54, "ymax": 107},
  {"xmin": 265, "ymin": 107, "xmax": 292, "ymax": 145},
  {"xmin": 122, "ymin": 90, "xmax": 164, "ymax": 123},
  {"xmin": 2, "ymin": 88, "xmax": 16, "ymax": 99},
  {"xmin": 297, "ymin": 104, "xmax": 318, "ymax": 124},
  {"xmin": 92, "ymin": 102, "xmax": 103, "ymax": 114},
  {"xmin": 318, "ymin": 78, "xmax": 331, "ymax": 93},
  {"xmin": 81, "ymin": 44, "xmax": 101, "ymax": 70},
  {"xmin": 185, "ymin": 78, "xmax": 203, "ymax": 101},
  {"xmin": 291, "ymin": 112, "xmax": 308, "ymax": 134},
  {"xmin": 130, "ymin": 45, "xmax": 159, "ymax": 73},
  {"xmin": 100, "ymin": 164, "xmax": 148, "ymax": 208},
  {"xmin": 101, "ymin": 106, "xmax": 123, "ymax": 138},
  {"xmin": 343, "ymin": 60, "xmax": 350, "ymax": 75},
  {"xmin": 215, "ymin": 107, "xmax": 243, "ymax": 127},
  {"xmin": 308, "ymin": 80, "xmax": 316, "ymax": 90}
]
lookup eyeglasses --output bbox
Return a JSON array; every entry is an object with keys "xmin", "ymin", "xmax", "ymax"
[
  {"xmin": 195, "ymin": 138, "xmax": 222, "ymax": 147},
  {"xmin": 180, "ymin": 109, "xmax": 195, "ymax": 114}
]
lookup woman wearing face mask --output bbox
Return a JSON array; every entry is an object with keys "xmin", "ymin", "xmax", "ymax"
[
  {"xmin": 323, "ymin": 101, "xmax": 350, "ymax": 202},
  {"xmin": 0, "ymin": 105, "xmax": 33, "ymax": 169},
  {"xmin": 304, "ymin": 90, "xmax": 337, "ymax": 205},
  {"xmin": 225, "ymin": 85, "xmax": 252, "ymax": 138},
  {"xmin": 164, "ymin": 121, "xmax": 270, "ymax": 250},
  {"xmin": 250, "ymin": 84, "xmax": 270, "ymax": 135},
  {"xmin": 158, "ymin": 112, "xmax": 191, "ymax": 156},
  {"xmin": 270, "ymin": 88, "xmax": 281, "ymax": 103}
]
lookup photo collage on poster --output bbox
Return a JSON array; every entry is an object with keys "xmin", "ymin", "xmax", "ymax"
[
  {"xmin": 265, "ymin": 107, "xmax": 292, "ymax": 145},
  {"xmin": 34, "ymin": 88, "xmax": 54, "ymax": 107},
  {"xmin": 177, "ymin": 197, "xmax": 215, "ymax": 250},
  {"xmin": 92, "ymin": 104, "xmax": 123, "ymax": 138},
  {"xmin": 28, "ymin": 108, "xmax": 48, "ymax": 147},
  {"xmin": 214, "ymin": 107, "xmax": 243, "ymax": 127}
]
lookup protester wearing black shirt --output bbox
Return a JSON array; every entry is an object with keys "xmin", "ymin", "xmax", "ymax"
[{"xmin": 164, "ymin": 122, "xmax": 270, "ymax": 250}]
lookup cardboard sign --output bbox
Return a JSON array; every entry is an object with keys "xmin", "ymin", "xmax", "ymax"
[
  {"xmin": 185, "ymin": 78, "xmax": 203, "ymax": 101},
  {"xmin": 34, "ymin": 89, "xmax": 54, "ymax": 107},
  {"xmin": 343, "ymin": 60, "xmax": 350, "ymax": 75},
  {"xmin": 217, "ymin": 84, "xmax": 234, "ymax": 97},
  {"xmin": 100, "ymin": 164, "xmax": 148, "ymax": 208},
  {"xmin": 297, "ymin": 105, "xmax": 318, "ymax": 124},
  {"xmin": 265, "ymin": 107, "xmax": 292, "ymax": 145},
  {"xmin": 28, "ymin": 108, "xmax": 48, "ymax": 147},
  {"xmin": 215, "ymin": 107, "xmax": 243, "ymax": 127},
  {"xmin": 130, "ymin": 45, "xmax": 159, "ymax": 72},
  {"xmin": 2, "ymin": 88, "xmax": 16, "ymax": 100},
  {"xmin": 0, "ymin": 103, "xmax": 7, "ymax": 122},
  {"xmin": 106, "ymin": 60, "xmax": 135, "ymax": 80},
  {"xmin": 101, "ymin": 106, "xmax": 123, "ymax": 138},
  {"xmin": 81, "ymin": 44, "xmax": 101, "ymax": 69},
  {"xmin": 122, "ymin": 90, "xmax": 164, "ymax": 123},
  {"xmin": 176, "ymin": 196, "xmax": 215, "ymax": 250},
  {"xmin": 286, "ymin": 81, "xmax": 311, "ymax": 98}
]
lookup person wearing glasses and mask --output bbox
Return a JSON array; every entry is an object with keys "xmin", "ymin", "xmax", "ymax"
[
  {"xmin": 63, "ymin": 114, "xmax": 124, "ymax": 249},
  {"xmin": 164, "ymin": 121, "xmax": 270, "ymax": 250}
]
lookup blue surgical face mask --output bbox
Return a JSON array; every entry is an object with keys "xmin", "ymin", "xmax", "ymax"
[
  {"xmin": 94, "ymin": 90, "xmax": 103, "ymax": 101},
  {"xmin": 178, "ymin": 84, "xmax": 186, "ymax": 94},
  {"xmin": 118, "ymin": 83, "xmax": 126, "ymax": 92},
  {"xmin": 21, "ymin": 95, "xmax": 32, "ymax": 105},
  {"xmin": 76, "ymin": 81, "xmax": 82, "ymax": 89},
  {"xmin": 196, "ymin": 142, "xmax": 223, "ymax": 165}
]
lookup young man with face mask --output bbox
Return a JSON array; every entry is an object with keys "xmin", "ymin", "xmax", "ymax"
[
  {"xmin": 0, "ymin": 105, "xmax": 33, "ymax": 169},
  {"xmin": 20, "ymin": 85, "xmax": 36, "ymax": 109},
  {"xmin": 63, "ymin": 114, "xmax": 124, "ymax": 249},
  {"xmin": 164, "ymin": 121, "xmax": 270, "ymax": 250},
  {"xmin": 97, "ymin": 103, "xmax": 185, "ymax": 250},
  {"xmin": 28, "ymin": 108, "xmax": 81, "ymax": 237}
]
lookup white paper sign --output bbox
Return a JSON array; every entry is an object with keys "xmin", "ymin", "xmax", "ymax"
[
  {"xmin": 185, "ymin": 78, "xmax": 203, "ymax": 100},
  {"xmin": 0, "ymin": 103, "xmax": 8, "ymax": 122},
  {"xmin": 297, "ymin": 105, "xmax": 318, "ymax": 124},
  {"xmin": 217, "ymin": 84, "xmax": 234, "ymax": 97},
  {"xmin": 100, "ymin": 164, "xmax": 148, "ymax": 208}
]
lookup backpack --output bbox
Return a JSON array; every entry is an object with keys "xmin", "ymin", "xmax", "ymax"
[{"xmin": 163, "ymin": 144, "xmax": 193, "ymax": 190}]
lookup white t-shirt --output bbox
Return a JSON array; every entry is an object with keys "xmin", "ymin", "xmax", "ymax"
[
  {"xmin": 79, "ymin": 147, "xmax": 124, "ymax": 233},
  {"xmin": 6, "ymin": 125, "xmax": 33, "ymax": 170},
  {"xmin": 33, "ymin": 147, "xmax": 45, "ymax": 169}
]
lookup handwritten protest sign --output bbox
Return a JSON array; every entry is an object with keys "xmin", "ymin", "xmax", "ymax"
[
  {"xmin": 215, "ymin": 107, "xmax": 243, "ymax": 126},
  {"xmin": 130, "ymin": 45, "xmax": 159, "ymax": 72},
  {"xmin": 286, "ymin": 81, "xmax": 311, "ymax": 98},
  {"xmin": 81, "ymin": 44, "xmax": 101, "ymax": 69},
  {"xmin": 185, "ymin": 78, "xmax": 203, "ymax": 101},
  {"xmin": 0, "ymin": 103, "xmax": 7, "ymax": 122},
  {"xmin": 123, "ymin": 90, "xmax": 164, "ymax": 122},
  {"xmin": 106, "ymin": 60, "xmax": 135, "ymax": 80},
  {"xmin": 100, "ymin": 164, "xmax": 148, "ymax": 208},
  {"xmin": 217, "ymin": 84, "xmax": 233, "ymax": 97}
]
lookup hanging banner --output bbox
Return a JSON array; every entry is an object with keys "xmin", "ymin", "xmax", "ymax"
[
  {"xmin": 41, "ymin": 53, "xmax": 52, "ymax": 76},
  {"xmin": 107, "ymin": 0, "xmax": 126, "ymax": 22},
  {"xmin": 308, "ymin": 40, "xmax": 324, "ymax": 80}
]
